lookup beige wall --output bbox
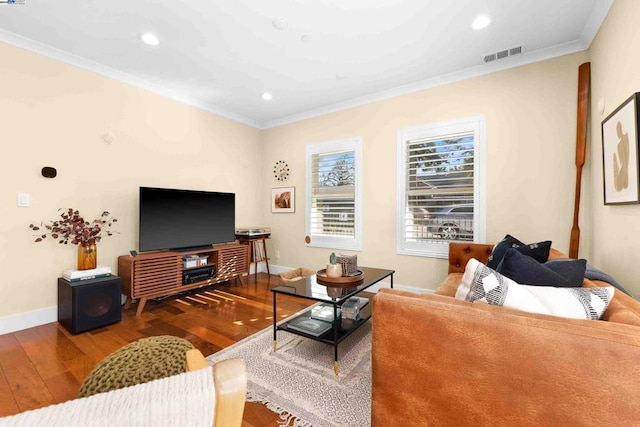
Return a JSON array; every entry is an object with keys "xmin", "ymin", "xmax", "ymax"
[
  {"xmin": 262, "ymin": 52, "xmax": 589, "ymax": 290},
  {"xmin": 0, "ymin": 42, "xmax": 263, "ymax": 322},
  {"xmin": 589, "ymin": 0, "xmax": 640, "ymax": 297},
  {"xmin": 5, "ymin": 2, "xmax": 636, "ymax": 330}
]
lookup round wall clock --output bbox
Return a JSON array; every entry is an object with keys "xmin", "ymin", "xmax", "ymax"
[{"xmin": 273, "ymin": 160, "xmax": 290, "ymax": 182}]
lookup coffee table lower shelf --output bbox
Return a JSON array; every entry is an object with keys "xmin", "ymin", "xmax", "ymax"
[
  {"xmin": 274, "ymin": 303, "xmax": 371, "ymax": 375},
  {"xmin": 278, "ymin": 306, "xmax": 371, "ymax": 343},
  {"xmin": 271, "ymin": 266, "xmax": 394, "ymax": 375}
]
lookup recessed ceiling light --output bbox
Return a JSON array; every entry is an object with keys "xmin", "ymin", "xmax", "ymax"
[
  {"xmin": 140, "ymin": 32, "xmax": 159, "ymax": 46},
  {"xmin": 300, "ymin": 34, "xmax": 311, "ymax": 43},
  {"xmin": 471, "ymin": 15, "xmax": 491, "ymax": 30},
  {"xmin": 272, "ymin": 17, "xmax": 288, "ymax": 30},
  {"xmin": 335, "ymin": 74, "xmax": 348, "ymax": 80},
  {"xmin": 261, "ymin": 92, "xmax": 273, "ymax": 101}
]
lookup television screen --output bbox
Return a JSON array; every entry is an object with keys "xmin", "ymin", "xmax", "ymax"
[{"xmin": 139, "ymin": 187, "xmax": 235, "ymax": 252}]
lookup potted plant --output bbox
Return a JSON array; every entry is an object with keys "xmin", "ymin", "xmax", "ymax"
[
  {"xmin": 29, "ymin": 208, "xmax": 118, "ymax": 270},
  {"xmin": 326, "ymin": 252, "xmax": 343, "ymax": 278}
]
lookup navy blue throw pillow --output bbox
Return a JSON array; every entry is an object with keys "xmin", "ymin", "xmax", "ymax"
[
  {"xmin": 544, "ymin": 258, "xmax": 588, "ymax": 287},
  {"xmin": 496, "ymin": 249, "xmax": 586, "ymax": 287},
  {"xmin": 486, "ymin": 234, "xmax": 551, "ymax": 270}
]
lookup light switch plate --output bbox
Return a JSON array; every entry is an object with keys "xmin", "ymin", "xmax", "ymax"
[{"xmin": 17, "ymin": 192, "xmax": 30, "ymax": 207}]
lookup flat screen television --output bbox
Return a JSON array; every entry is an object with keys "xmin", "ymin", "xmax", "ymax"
[{"xmin": 139, "ymin": 186, "xmax": 235, "ymax": 252}]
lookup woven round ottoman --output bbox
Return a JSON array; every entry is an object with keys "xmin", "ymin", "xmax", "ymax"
[{"xmin": 78, "ymin": 335, "xmax": 195, "ymax": 398}]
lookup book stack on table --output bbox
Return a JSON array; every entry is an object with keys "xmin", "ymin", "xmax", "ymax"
[
  {"xmin": 63, "ymin": 266, "xmax": 111, "ymax": 282},
  {"xmin": 310, "ymin": 304, "xmax": 340, "ymax": 322},
  {"xmin": 286, "ymin": 304, "xmax": 341, "ymax": 337},
  {"xmin": 287, "ymin": 316, "xmax": 332, "ymax": 337}
]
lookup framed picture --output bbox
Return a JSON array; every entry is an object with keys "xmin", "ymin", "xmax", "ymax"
[
  {"xmin": 272, "ymin": 186, "xmax": 295, "ymax": 213},
  {"xmin": 602, "ymin": 92, "xmax": 640, "ymax": 205}
]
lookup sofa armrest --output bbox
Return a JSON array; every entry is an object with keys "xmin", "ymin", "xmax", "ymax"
[
  {"xmin": 213, "ymin": 358, "xmax": 247, "ymax": 427},
  {"xmin": 185, "ymin": 348, "xmax": 210, "ymax": 371},
  {"xmin": 0, "ymin": 355, "xmax": 247, "ymax": 427},
  {"xmin": 185, "ymin": 350, "xmax": 247, "ymax": 427},
  {"xmin": 372, "ymin": 290, "xmax": 640, "ymax": 426}
]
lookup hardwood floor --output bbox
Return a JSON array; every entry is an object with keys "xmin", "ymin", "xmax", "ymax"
[{"xmin": 0, "ymin": 273, "xmax": 314, "ymax": 426}]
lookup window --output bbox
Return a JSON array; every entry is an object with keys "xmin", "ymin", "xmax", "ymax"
[
  {"xmin": 396, "ymin": 116, "xmax": 486, "ymax": 258},
  {"xmin": 306, "ymin": 137, "xmax": 362, "ymax": 251}
]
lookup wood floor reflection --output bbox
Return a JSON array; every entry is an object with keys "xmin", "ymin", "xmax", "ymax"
[{"xmin": 0, "ymin": 273, "xmax": 314, "ymax": 426}]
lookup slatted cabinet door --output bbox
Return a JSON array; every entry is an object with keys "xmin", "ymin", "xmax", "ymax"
[
  {"xmin": 132, "ymin": 253, "xmax": 180, "ymax": 299},
  {"xmin": 217, "ymin": 244, "xmax": 250, "ymax": 281}
]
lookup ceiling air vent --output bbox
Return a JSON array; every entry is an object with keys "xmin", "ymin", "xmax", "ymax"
[
  {"xmin": 482, "ymin": 53, "xmax": 496, "ymax": 63},
  {"xmin": 510, "ymin": 46, "xmax": 522, "ymax": 56},
  {"xmin": 482, "ymin": 45, "xmax": 523, "ymax": 64}
]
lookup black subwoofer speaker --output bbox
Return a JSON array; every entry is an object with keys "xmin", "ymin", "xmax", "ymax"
[{"xmin": 58, "ymin": 276, "xmax": 122, "ymax": 334}]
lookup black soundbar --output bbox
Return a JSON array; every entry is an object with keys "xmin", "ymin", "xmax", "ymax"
[{"xmin": 182, "ymin": 265, "xmax": 216, "ymax": 285}]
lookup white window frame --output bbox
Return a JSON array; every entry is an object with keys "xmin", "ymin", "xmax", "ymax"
[
  {"xmin": 306, "ymin": 137, "xmax": 363, "ymax": 251},
  {"xmin": 396, "ymin": 116, "xmax": 486, "ymax": 258}
]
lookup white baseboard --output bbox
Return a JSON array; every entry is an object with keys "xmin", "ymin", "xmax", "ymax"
[
  {"xmin": 0, "ymin": 295, "xmax": 128, "ymax": 335},
  {"xmin": 0, "ymin": 306, "xmax": 57, "ymax": 335},
  {"xmin": 268, "ymin": 264, "xmax": 433, "ymax": 295},
  {"xmin": 1, "ymin": 266, "xmax": 429, "ymax": 335}
]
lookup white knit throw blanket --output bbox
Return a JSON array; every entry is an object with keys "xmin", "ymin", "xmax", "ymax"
[{"xmin": 0, "ymin": 367, "xmax": 215, "ymax": 427}]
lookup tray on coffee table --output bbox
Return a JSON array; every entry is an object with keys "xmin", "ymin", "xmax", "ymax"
[{"xmin": 316, "ymin": 269, "xmax": 364, "ymax": 286}]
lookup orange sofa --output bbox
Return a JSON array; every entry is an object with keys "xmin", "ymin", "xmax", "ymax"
[{"xmin": 372, "ymin": 243, "xmax": 640, "ymax": 426}]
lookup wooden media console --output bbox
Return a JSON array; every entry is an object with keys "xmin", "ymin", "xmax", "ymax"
[{"xmin": 118, "ymin": 243, "xmax": 249, "ymax": 315}]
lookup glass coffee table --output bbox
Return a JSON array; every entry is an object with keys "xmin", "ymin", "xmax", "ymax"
[{"xmin": 271, "ymin": 267, "xmax": 395, "ymax": 375}]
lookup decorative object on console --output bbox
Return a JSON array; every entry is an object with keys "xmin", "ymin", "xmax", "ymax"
[
  {"xmin": 182, "ymin": 254, "xmax": 208, "ymax": 268},
  {"xmin": 601, "ymin": 92, "xmax": 640, "ymax": 205},
  {"xmin": 29, "ymin": 208, "xmax": 118, "ymax": 270},
  {"xmin": 456, "ymin": 258, "xmax": 614, "ymax": 320},
  {"xmin": 273, "ymin": 160, "xmax": 290, "ymax": 182},
  {"xmin": 271, "ymin": 186, "xmax": 295, "ymax": 213},
  {"xmin": 325, "ymin": 252, "xmax": 342, "ymax": 278}
]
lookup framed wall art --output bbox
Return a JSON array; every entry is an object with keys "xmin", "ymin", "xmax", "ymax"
[
  {"xmin": 601, "ymin": 92, "xmax": 640, "ymax": 205},
  {"xmin": 272, "ymin": 186, "xmax": 295, "ymax": 213}
]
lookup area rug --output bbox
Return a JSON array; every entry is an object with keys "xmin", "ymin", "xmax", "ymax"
[{"xmin": 206, "ymin": 320, "xmax": 372, "ymax": 427}]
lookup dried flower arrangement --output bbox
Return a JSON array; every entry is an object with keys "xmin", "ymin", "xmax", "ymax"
[{"xmin": 29, "ymin": 208, "xmax": 118, "ymax": 246}]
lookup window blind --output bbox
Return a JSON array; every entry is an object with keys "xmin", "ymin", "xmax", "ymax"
[
  {"xmin": 310, "ymin": 150, "xmax": 356, "ymax": 237},
  {"xmin": 404, "ymin": 132, "xmax": 475, "ymax": 243}
]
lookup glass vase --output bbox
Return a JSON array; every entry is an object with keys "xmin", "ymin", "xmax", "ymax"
[{"xmin": 77, "ymin": 243, "xmax": 97, "ymax": 270}]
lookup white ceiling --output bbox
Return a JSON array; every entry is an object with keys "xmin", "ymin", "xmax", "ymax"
[{"xmin": 0, "ymin": 0, "xmax": 613, "ymax": 129}]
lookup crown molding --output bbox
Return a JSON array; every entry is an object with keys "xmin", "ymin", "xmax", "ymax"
[
  {"xmin": 263, "ymin": 40, "xmax": 588, "ymax": 129},
  {"xmin": 1, "ymin": 0, "xmax": 613, "ymax": 133},
  {"xmin": 0, "ymin": 29, "xmax": 261, "ymax": 129},
  {"xmin": 581, "ymin": 0, "xmax": 614, "ymax": 45}
]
